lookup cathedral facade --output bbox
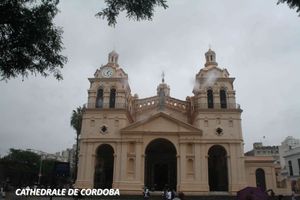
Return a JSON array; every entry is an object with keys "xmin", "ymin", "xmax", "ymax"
[{"xmin": 76, "ymin": 49, "xmax": 287, "ymax": 195}]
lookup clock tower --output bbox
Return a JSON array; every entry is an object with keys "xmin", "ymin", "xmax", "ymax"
[
  {"xmin": 87, "ymin": 50, "xmax": 132, "ymax": 110},
  {"xmin": 76, "ymin": 50, "xmax": 134, "ymax": 189}
]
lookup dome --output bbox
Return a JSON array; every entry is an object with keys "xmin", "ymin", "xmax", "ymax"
[
  {"xmin": 108, "ymin": 50, "xmax": 119, "ymax": 64},
  {"xmin": 204, "ymin": 48, "xmax": 218, "ymax": 67}
]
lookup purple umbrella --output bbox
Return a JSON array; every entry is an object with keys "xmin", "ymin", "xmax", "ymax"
[{"xmin": 237, "ymin": 187, "xmax": 269, "ymax": 200}]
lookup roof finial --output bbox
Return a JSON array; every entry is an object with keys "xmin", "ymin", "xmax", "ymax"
[
  {"xmin": 113, "ymin": 42, "xmax": 116, "ymax": 51},
  {"xmin": 161, "ymin": 71, "xmax": 165, "ymax": 83},
  {"xmin": 209, "ymin": 44, "xmax": 212, "ymax": 50}
]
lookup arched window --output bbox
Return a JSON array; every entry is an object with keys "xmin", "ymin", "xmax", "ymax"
[
  {"xmin": 207, "ymin": 89, "xmax": 214, "ymax": 108},
  {"xmin": 96, "ymin": 88, "xmax": 103, "ymax": 108},
  {"xmin": 109, "ymin": 88, "xmax": 116, "ymax": 108},
  {"xmin": 220, "ymin": 89, "xmax": 227, "ymax": 108}
]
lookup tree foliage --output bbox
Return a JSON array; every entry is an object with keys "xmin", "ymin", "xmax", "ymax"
[
  {"xmin": 96, "ymin": 0, "xmax": 168, "ymax": 26},
  {"xmin": 0, "ymin": 149, "xmax": 40, "ymax": 186},
  {"xmin": 277, "ymin": 0, "xmax": 300, "ymax": 15},
  {"xmin": 70, "ymin": 106, "xmax": 84, "ymax": 136},
  {"xmin": 0, "ymin": 0, "xmax": 67, "ymax": 81}
]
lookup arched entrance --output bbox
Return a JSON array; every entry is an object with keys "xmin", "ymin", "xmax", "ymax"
[
  {"xmin": 256, "ymin": 168, "xmax": 266, "ymax": 191},
  {"xmin": 145, "ymin": 138, "xmax": 177, "ymax": 191},
  {"xmin": 94, "ymin": 144, "xmax": 114, "ymax": 189},
  {"xmin": 208, "ymin": 145, "xmax": 228, "ymax": 191}
]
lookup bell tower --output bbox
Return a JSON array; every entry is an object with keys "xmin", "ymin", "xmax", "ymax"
[
  {"xmin": 193, "ymin": 48, "xmax": 238, "ymax": 111},
  {"xmin": 191, "ymin": 49, "xmax": 246, "ymax": 192}
]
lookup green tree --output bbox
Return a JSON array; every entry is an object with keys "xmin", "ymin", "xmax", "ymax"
[
  {"xmin": 0, "ymin": 149, "xmax": 40, "ymax": 186},
  {"xmin": 278, "ymin": 0, "xmax": 300, "ymax": 15},
  {"xmin": 0, "ymin": 0, "xmax": 67, "ymax": 81},
  {"xmin": 96, "ymin": 0, "xmax": 168, "ymax": 26},
  {"xmin": 70, "ymin": 106, "xmax": 84, "ymax": 182}
]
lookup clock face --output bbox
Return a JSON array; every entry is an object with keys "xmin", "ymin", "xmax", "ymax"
[{"xmin": 101, "ymin": 67, "xmax": 114, "ymax": 78}]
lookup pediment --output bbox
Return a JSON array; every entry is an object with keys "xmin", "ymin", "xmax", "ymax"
[{"xmin": 121, "ymin": 112, "xmax": 202, "ymax": 135}]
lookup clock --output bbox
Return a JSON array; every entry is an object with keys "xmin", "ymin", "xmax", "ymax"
[{"xmin": 101, "ymin": 67, "xmax": 114, "ymax": 78}]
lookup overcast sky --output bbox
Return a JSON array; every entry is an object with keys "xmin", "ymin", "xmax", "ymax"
[{"xmin": 0, "ymin": 0, "xmax": 300, "ymax": 156}]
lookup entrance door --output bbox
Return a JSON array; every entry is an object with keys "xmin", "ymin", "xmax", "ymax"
[
  {"xmin": 256, "ymin": 168, "xmax": 266, "ymax": 191},
  {"xmin": 208, "ymin": 145, "xmax": 228, "ymax": 191},
  {"xmin": 145, "ymin": 138, "xmax": 177, "ymax": 191},
  {"xmin": 94, "ymin": 144, "xmax": 114, "ymax": 189}
]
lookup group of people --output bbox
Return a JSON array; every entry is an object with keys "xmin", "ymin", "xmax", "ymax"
[{"xmin": 143, "ymin": 187, "xmax": 185, "ymax": 200}]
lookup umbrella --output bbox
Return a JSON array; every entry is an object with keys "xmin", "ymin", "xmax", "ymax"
[{"xmin": 237, "ymin": 187, "xmax": 269, "ymax": 200}]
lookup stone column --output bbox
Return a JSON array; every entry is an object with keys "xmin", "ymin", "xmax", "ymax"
[
  {"xmin": 141, "ymin": 153, "xmax": 145, "ymax": 187},
  {"xmin": 112, "ymin": 153, "xmax": 117, "ymax": 187},
  {"xmin": 88, "ymin": 90, "xmax": 96, "ymax": 108},
  {"xmin": 213, "ymin": 89, "xmax": 220, "ymax": 108},
  {"xmin": 177, "ymin": 154, "xmax": 181, "ymax": 191},
  {"xmin": 136, "ymin": 141, "xmax": 144, "ymax": 184},
  {"xmin": 90, "ymin": 153, "xmax": 96, "ymax": 188},
  {"xmin": 227, "ymin": 154, "xmax": 232, "ymax": 192},
  {"xmin": 203, "ymin": 144, "xmax": 209, "ymax": 192}
]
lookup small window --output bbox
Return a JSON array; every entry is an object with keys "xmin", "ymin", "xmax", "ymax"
[
  {"xmin": 207, "ymin": 89, "xmax": 214, "ymax": 108},
  {"xmin": 109, "ymin": 88, "xmax": 116, "ymax": 108},
  {"xmin": 216, "ymin": 127, "xmax": 223, "ymax": 136},
  {"xmin": 96, "ymin": 88, "xmax": 103, "ymax": 108},
  {"xmin": 220, "ymin": 89, "xmax": 227, "ymax": 108},
  {"xmin": 100, "ymin": 125, "xmax": 108, "ymax": 134}
]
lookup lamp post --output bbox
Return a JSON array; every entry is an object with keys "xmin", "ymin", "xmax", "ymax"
[
  {"xmin": 27, "ymin": 149, "xmax": 48, "ymax": 186},
  {"xmin": 38, "ymin": 155, "xmax": 44, "ymax": 185}
]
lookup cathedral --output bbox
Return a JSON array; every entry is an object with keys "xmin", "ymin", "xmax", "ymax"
[{"xmin": 75, "ymin": 49, "xmax": 288, "ymax": 195}]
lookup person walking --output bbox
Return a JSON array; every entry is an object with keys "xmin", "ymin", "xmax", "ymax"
[
  {"xmin": 162, "ymin": 188, "xmax": 167, "ymax": 200},
  {"xmin": 166, "ymin": 189, "xmax": 172, "ymax": 200},
  {"xmin": 291, "ymin": 190, "xmax": 296, "ymax": 200},
  {"xmin": 143, "ymin": 187, "xmax": 150, "ymax": 200},
  {"xmin": 0, "ymin": 186, "xmax": 5, "ymax": 198},
  {"xmin": 171, "ymin": 189, "xmax": 176, "ymax": 200}
]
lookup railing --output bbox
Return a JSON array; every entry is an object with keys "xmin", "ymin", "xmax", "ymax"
[
  {"xmin": 86, "ymin": 102, "xmax": 128, "ymax": 109},
  {"xmin": 165, "ymin": 96, "xmax": 188, "ymax": 112},
  {"xmin": 134, "ymin": 96, "xmax": 189, "ymax": 113},
  {"xmin": 195, "ymin": 103, "xmax": 241, "ymax": 110},
  {"xmin": 135, "ymin": 96, "xmax": 160, "ymax": 112},
  {"xmin": 84, "ymin": 102, "xmax": 240, "ymax": 111}
]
